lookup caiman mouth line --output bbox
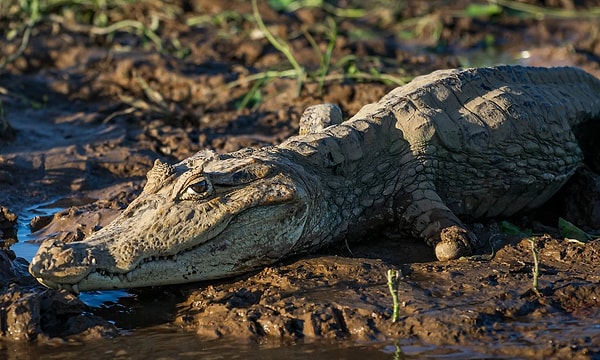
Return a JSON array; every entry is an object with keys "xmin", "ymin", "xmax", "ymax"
[{"xmin": 38, "ymin": 240, "xmax": 210, "ymax": 294}]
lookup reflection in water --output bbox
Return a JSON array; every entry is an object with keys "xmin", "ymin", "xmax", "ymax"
[
  {"xmin": 12, "ymin": 199, "xmax": 87, "ymax": 261},
  {"xmin": 1, "ymin": 329, "xmax": 415, "ymax": 360},
  {"xmin": 79, "ymin": 290, "xmax": 134, "ymax": 309},
  {"xmin": 1, "ymin": 327, "xmax": 502, "ymax": 360},
  {"xmin": 9, "ymin": 239, "xmax": 38, "ymax": 263}
]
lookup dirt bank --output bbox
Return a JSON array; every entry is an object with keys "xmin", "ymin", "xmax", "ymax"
[{"xmin": 1, "ymin": 0, "xmax": 599, "ymax": 358}]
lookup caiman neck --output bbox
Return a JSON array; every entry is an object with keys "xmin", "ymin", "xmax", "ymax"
[{"xmin": 276, "ymin": 110, "xmax": 414, "ymax": 251}]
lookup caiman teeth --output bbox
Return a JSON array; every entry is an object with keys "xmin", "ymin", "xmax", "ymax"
[
  {"xmin": 37, "ymin": 277, "xmax": 57, "ymax": 289},
  {"xmin": 79, "ymin": 251, "xmax": 183, "ymax": 286},
  {"xmin": 38, "ymin": 246, "xmax": 199, "ymax": 292},
  {"xmin": 140, "ymin": 254, "xmax": 179, "ymax": 263},
  {"xmin": 49, "ymin": 281, "xmax": 81, "ymax": 295},
  {"xmin": 58, "ymin": 283, "xmax": 74, "ymax": 293}
]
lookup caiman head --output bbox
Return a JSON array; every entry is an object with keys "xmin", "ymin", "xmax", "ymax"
[{"xmin": 29, "ymin": 149, "xmax": 315, "ymax": 292}]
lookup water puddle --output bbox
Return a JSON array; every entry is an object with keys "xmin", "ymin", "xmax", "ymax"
[
  {"xmin": 12, "ymin": 196, "xmax": 103, "ymax": 259},
  {"xmin": 11, "ymin": 198, "xmax": 133, "ymax": 310},
  {"xmin": 11, "ymin": 201, "xmax": 63, "ymax": 262}
]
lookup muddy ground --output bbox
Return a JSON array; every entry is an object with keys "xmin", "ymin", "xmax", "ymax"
[{"xmin": 1, "ymin": 0, "xmax": 600, "ymax": 358}]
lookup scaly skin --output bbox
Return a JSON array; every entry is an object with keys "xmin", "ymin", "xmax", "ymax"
[{"xmin": 29, "ymin": 65, "xmax": 600, "ymax": 292}]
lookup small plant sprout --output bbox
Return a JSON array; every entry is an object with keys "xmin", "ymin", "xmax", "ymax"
[
  {"xmin": 386, "ymin": 269, "xmax": 401, "ymax": 322},
  {"xmin": 527, "ymin": 237, "xmax": 541, "ymax": 296},
  {"xmin": 392, "ymin": 341, "xmax": 404, "ymax": 360}
]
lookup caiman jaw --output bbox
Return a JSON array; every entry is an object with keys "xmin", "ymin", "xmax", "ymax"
[{"xmin": 29, "ymin": 151, "xmax": 312, "ymax": 292}]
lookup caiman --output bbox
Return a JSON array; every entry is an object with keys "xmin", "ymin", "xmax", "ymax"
[{"xmin": 29, "ymin": 65, "xmax": 600, "ymax": 293}]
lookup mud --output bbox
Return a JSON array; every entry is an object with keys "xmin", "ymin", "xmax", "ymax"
[{"xmin": 1, "ymin": 0, "xmax": 600, "ymax": 358}]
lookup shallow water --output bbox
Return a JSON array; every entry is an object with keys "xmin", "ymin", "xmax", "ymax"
[
  {"xmin": 3, "ymin": 331, "xmax": 396, "ymax": 360},
  {"xmin": 11, "ymin": 202, "xmax": 55, "ymax": 262},
  {"xmin": 1, "ymin": 327, "xmax": 495, "ymax": 360},
  {"xmin": 13, "ymin": 200, "xmax": 133, "ymax": 308}
]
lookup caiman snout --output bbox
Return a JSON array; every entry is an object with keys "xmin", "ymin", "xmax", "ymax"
[{"xmin": 29, "ymin": 239, "xmax": 102, "ymax": 293}]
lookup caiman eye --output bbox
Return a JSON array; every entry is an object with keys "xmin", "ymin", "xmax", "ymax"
[{"xmin": 185, "ymin": 179, "xmax": 211, "ymax": 197}]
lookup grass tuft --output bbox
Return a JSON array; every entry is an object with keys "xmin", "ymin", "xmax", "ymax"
[{"xmin": 226, "ymin": 0, "xmax": 409, "ymax": 108}]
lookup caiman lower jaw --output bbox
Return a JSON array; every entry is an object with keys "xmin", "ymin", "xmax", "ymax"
[
  {"xmin": 33, "ymin": 252, "xmax": 181, "ymax": 294},
  {"xmin": 39, "ymin": 243, "xmax": 247, "ymax": 293},
  {"xmin": 31, "ymin": 238, "xmax": 221, "ymax": 293}
]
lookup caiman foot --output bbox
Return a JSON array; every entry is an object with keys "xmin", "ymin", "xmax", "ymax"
[{"xmin": 435, "ymin": 226, "xmax": 473, "ymax": 261}]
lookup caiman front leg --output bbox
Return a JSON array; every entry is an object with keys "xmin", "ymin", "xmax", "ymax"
[
  {"xmin": 397, "ymin": 188, "xmax": 475, "ymax": 261},
  {"xmin": 299, "ymin": 103, "xmax": 474, "ymax": 260}
]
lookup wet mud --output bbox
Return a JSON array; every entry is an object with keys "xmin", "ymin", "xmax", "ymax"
[{"xmin": 1, "ymin": 0, "xmax": 600, "ymax": 358}]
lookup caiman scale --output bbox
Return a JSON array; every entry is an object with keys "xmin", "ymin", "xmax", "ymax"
[{"xmin": 29, "ymin": 65, "xmax": 600, "ymax": 292}]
